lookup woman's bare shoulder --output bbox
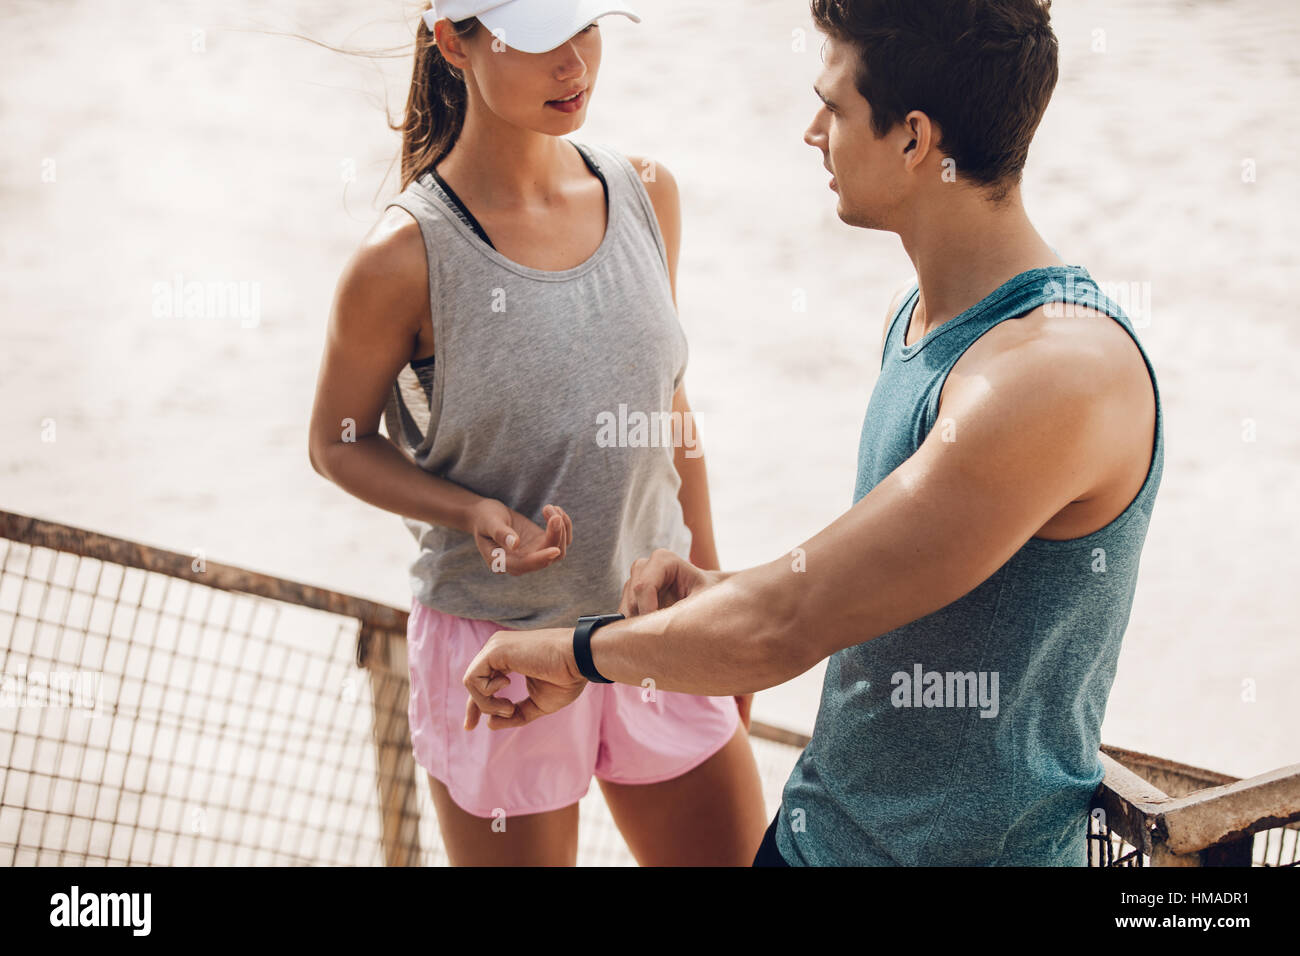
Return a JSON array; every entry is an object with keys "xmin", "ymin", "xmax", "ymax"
[
  {"xmin": 331, "ymin": 206, "xmax": 429, "ymax": 345},
  {"xmin": 623, "ymin": 155, "xmax": 680, "ymax": 218},
  {"xmin": 355, "ymin": 206, "xmax": 428, "ymax": 286}
]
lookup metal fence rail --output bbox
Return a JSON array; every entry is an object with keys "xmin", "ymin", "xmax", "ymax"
[
  {"xmin": 0, "ymin": 535, "xmax": 387, "ymax": 865},
  {"xmin": 1, "ymin": 509, "xmax": 1295, "ymax": 866},
  {"xmin": 0, "ymin": 510, "xmax": 801, "ymax": 866},
  {"xmin": 1087, "ymin": 748, "xmax": 1300, "ymax": 867}
]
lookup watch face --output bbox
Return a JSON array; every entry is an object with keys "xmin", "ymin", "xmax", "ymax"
[{"xmin": 579, "ymin": 614, "xmax": 623, "ymax": 625}]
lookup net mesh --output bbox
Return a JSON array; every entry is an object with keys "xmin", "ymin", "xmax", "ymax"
[
  {"xmin": 0, "ymin": 539, "xmax": 800, "ymax": 866},
  {"xmin": 0, "ymin": 531, "xmax": 1293, "ymax": 867}
]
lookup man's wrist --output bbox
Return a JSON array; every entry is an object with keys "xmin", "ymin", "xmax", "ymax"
[{"xmin": 573, "ymin": 614, "xmax": 623, "ymax": 683}]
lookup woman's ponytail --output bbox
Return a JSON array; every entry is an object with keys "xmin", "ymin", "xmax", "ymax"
[{"xmin": 396, "ymin": 13, "xmax": 479, "ymax": 191}]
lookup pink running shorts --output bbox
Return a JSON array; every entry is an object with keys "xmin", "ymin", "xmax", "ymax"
[{"xmin": 406, "ymin": 596, "xmax": 741, "ymax": 818}]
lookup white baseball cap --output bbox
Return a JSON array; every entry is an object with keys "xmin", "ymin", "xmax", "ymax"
[{"xmin": 423, "ymin": 1, "xmax": 641, "ymax": 54}]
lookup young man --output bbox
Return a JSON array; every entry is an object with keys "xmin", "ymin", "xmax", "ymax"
[{"xmin": 462, "ymin": 0, "xmax": 1164, "ymax": 866}]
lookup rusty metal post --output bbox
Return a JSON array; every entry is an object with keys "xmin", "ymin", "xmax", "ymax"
[
  {"xmin": 1149, "ymin": 844, "xmax": 1203, "ymax": 867},
  {"xmin": 360, "ymin": 624, "xmax": 422, "ymax": 866},
  {"xmin": 1203, "ymin": 837, "xmax": 1254, "ymax": 866}
]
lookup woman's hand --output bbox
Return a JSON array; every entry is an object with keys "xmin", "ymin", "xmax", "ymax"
[
  {"xmin": 618, "ymin": 548, "xmax": 723, "ymax": 616},
  {"xmin": 463, "ymin": 628, "xmax": 587, "ymax": 730},
  {"xmin": 469, "ymin": 500, "xmax": 573, "ymax": 576}
]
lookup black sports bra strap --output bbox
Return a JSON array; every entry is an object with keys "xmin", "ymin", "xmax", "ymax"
[
  {"xmin": 427, "ymin": 166, "xmax": 495, "ymax": 249},
  {"xmin": 424, "ymin": 141, "xmax": 609, "ymax": 253}
]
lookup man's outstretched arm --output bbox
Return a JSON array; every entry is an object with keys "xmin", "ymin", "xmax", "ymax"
[
  {"xmin": 585, "ymin": 333, "xmax": 1121, "ymax": 695},
  {"xmin": 464, "ymin": 328, "xmax": 1139, "ymax": 723}
]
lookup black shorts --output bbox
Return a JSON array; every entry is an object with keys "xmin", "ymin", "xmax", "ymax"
[{"xmin": 752, "ymin": 812, "xmax": 791, "ymax": 867}]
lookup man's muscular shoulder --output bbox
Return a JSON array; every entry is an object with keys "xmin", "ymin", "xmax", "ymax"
[
  {"xmin": 958, "ymin": 302, "xmax": 1150, "ymax": 404},
  {"xmin": 941, "ymin": 301, "xmax": 1156, "ymax": 513}
]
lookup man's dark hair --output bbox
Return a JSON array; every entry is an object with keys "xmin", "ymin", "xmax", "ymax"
[{"xmin": 811, "ymin": 0, "xmax": 1059, "ymax": 198}]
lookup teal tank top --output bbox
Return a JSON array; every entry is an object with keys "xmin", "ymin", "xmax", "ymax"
[{"xmin": 776, "ymin": 265, "xmax": 1164, "ymax": 866}]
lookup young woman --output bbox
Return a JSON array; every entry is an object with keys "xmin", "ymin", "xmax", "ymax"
[{"xmin": 307, "ymin": 1, "xmax": 767, "ymax": 866}]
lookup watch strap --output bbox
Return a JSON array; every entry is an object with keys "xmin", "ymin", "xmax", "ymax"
[{"xmin": 573, "ymin": 614, "xmax": 624, "ymax": 684}]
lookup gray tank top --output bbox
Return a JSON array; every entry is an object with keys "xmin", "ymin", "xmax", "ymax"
[{"xmin": 381, "ymin": 141, "xmax": 694, "ymax": 630}]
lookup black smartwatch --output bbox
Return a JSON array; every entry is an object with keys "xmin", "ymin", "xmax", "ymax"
[{"xmin": 573, "ymin": 613, "xmax": 624, "ymax": 684}]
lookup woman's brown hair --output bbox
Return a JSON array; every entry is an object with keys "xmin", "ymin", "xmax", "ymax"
[{"xmin": 397, "ymin": 13, "xmax": 480, "ymax": 191}]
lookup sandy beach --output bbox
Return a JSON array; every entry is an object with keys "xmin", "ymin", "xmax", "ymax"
[{"xmin": 2, "ymin": 0, "xmax": 1297, "ymax": 784}]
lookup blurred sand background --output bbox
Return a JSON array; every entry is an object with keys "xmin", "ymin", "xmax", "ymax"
[{"xmin": 1, "ymin": 0, "xmax": 1296, "ymax": 781}]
